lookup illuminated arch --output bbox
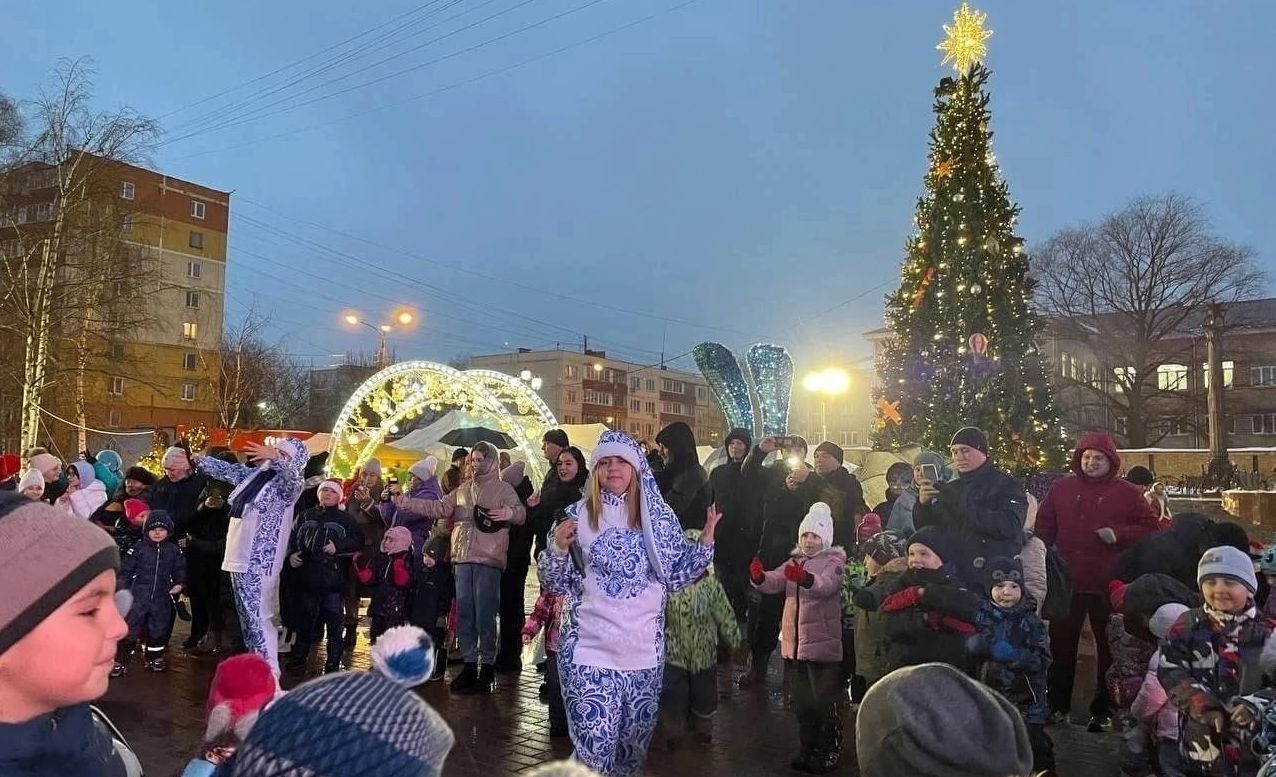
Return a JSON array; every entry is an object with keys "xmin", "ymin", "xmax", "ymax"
[{"xmin": 327, "ymin": 361, "xmax": 558, "ymax": 482}]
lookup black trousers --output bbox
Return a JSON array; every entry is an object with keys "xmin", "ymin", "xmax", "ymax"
[
  {"xmin": 545, "ymin": 650, "xmax": 567, "ymax": 731},
  {"xmin": 1028, "ymin": 723, "xmax": 1056, "ymax": 773},
  {"xmin": 495, "ymin": 560, "xmax": 530, "ymax": 670},
  {"xmin": 294, "ymin": 591, "xmax": 345, "ymax": 668},
  {"xmin": 1046, "ymin": 592, "xmax": 1113, "ymax": 717},
  {"xmin": 715, "ymin": 557, "xmax": 751, "ymax": 624},
  {"xmin": 186, "ymin": 567, "xmax": 226, "ymax": 644},
  {"xmin": 747, "ymin": 591, "xmax": 785, "ymax": 664},
  {"xmin": 661, "ymin": 663, "xmax": 718, "ymax": 736},
  {"xmin": 788, "ymin": 660, "xmax": 843, "ymax": 756}
]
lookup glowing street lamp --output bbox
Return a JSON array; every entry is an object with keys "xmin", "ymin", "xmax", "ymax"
[
  {"xmin": 803, "ymin": 367, "xmax": 851, "ymax": 442},
  {"xmin": 343, "ymin": 308, "xmax": 417, "ymax": 368}
]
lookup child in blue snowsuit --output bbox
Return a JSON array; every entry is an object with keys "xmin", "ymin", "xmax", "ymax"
[
  {"xmin": 114, "ymin": 510, "xmax": 186, "ymax": 674},
  {"xmin": 538, "ymin": 431, "xmax": 717, "ymax": 777},
  {"xmin": 971, "ymin": 555, "xmax": 1054, "ymax": 773}
]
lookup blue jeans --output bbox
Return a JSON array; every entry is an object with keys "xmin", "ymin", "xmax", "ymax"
[{"xmin": 455, "ymin": 563, "xmax": 502, "ymax": 664}]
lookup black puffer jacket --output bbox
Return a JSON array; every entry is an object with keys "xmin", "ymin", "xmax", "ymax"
[
  {"xmin": 655, "ymin": 422, "xmax": 710, "ymax": 530},
  {"xmin": 185, "ymin": 493, "xmax": 230, "ymax": 576},
  {"xmin": 0, "ymin": 704, "xmax": 135, "ymax": 777},
  {"xmin": 709, "ymin": 456, "xmax": 759, "ymax": 568},
  {"xmin": 149, "ymin": 474, "xmax": 207, "ymax": 536},
  {"xmin": 744, "ymin": 446, "xmax": 825, "ymax": 567},
  {"xmin": 118, "ymin": 538, "xmax": 186, "ymax": 605},
  {"xmin": 290, "ymin": 505, "xmax": 364, "ymax": 593},
  {"xmin": 912, "ymin": 460, "xmax": 1027, "ymax": 588}
]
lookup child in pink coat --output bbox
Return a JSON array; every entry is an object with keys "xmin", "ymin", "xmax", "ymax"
[
  {"xmin": 750, "ymin": 502, "xmax": 846, "ymax": 775},
  {"xmin": 1131, "ymin": 602, "xmax": 1190, "ymax": 777}
]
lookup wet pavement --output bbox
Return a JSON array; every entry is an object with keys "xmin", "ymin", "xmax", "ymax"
[{"xmin": 100, "ymin": 591, "xmax": 1121, "ymax": 776}]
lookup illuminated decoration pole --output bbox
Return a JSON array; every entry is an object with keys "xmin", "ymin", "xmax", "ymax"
[
  {"xmin": 693, "ymin": 342, "xmax": 756, "ymax": 434},
  {"xmin": 327, "ymin": 362, "xmax": 559, "ymax": 482},
  {"xmin": 872, "ymin": 3, "xmax": 1065, "ymax": 474},
  {"xmin": 746, "ymin": 344, "xmax": 795, "ymax": 439}
]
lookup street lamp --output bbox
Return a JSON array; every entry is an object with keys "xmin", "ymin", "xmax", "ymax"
[
  {"xmin": 803, "ymin": 368, "xmax": 850, "ymax": 443},
  {"xmin": 343, "ymin": 309, "xmax": 416, "ymax": 368}
]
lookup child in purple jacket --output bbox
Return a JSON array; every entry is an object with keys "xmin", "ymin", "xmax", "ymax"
[{"xmin": 749, "ymin": 502, "xmax": 846, "ymax": 775}]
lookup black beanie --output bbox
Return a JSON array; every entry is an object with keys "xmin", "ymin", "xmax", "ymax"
[
  {"xmin": 950, "ymin": 426, "xmax": 989, "ymax": 455},
  {"xmin": 725, "ymin": 428, "xmax": 752, "ymax": 450},
  {"xmin": 908, "ymin": 526, "xmax": 957, "ymax": 567},
  {"xmin": 978, "ymin": 555, "xmax": 1023, "ymax": 594},
  {"xmin": 124, "ymin": 466, "xmax": 157, "ymax": 486},
  {"xmin": 815, "ymin": 441, "xmax": 844, "ymax": 465},
  {"xmin": 1125, "ymin": 465, "xmax": 1155, "ymax": 487}
]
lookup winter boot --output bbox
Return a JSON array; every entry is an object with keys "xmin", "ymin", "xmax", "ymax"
[
  {"xmin": 690, "ymin": 714, "xmax": 713, "ymax": 744},
  {"xmin": 146, "ymin": 652, "xmax": 168, "ymax": 672},
  {"xmin": 473, "ymin": 664, "xmax": 496, "ymax": 694},
  {"xmin": 110, "ymin": 662, "xmax": 127, "ymax": 678},
  {"xmin": 736, "ymin": 660, "xmax": 768, "ymax": 688},
  {"xmin": 450, "ymin": 662, "xmax": 478, "ymax": 693}
]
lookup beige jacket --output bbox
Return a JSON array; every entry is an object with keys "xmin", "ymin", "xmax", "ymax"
[{"xmin": 399, "ymin": 467, "xmax": 526, "ymax": 569}]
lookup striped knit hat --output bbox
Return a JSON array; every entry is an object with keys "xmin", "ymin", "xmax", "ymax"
[
  {"xmin": 222, "ymin": 626, "xmax": 454, "ymax": 776},
  {"xmin": 0, "ymin": 493, "xmax": 119, "ymax": 656}
]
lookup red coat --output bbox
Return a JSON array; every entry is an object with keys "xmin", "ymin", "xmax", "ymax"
[{"xmin": 1035, "ymin": 433, "xmax": 1159, "ymax": 593}]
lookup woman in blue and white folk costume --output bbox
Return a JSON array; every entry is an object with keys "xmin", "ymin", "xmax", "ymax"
[{"xmin": 539, "ymin": 431, "xmax": 721, "ymax": 777}]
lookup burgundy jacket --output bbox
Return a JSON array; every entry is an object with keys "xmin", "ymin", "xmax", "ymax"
[{"xmin": 1035, "ymin": 433, "xmax": 1159, "ymax": 593}]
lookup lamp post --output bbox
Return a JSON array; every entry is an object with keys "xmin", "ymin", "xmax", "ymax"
[
  {"xmin": 802, "ymin": 368, "xmax": 850, "ymax": 443},
  {"xmin": 344, "ymin": 310, "xmax": 415, "ymax": 368}
]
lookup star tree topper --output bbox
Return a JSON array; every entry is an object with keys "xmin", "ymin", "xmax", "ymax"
[{"xmin": 937, "ymin": 2, "xmax": 993, "ymax": 74}]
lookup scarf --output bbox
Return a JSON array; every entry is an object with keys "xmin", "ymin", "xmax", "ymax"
[{"xmin": 228, "ymin": 468, "xmax": 278, "ymax": 519}]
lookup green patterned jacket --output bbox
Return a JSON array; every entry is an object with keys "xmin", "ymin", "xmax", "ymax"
[{"xmin": 664, "ymin": 573, "xmax": 742, "ymax": 672}]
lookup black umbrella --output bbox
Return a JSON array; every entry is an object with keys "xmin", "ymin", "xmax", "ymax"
[{"xmin": 439, "ymin": 426, "xmax": 518, "ymax": 449}]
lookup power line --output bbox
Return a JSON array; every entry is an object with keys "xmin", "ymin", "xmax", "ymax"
[
  {"xmin": 162, "ymin": 0, "xmax": 608, "ymax": 146},
  {"xmin": 167, "ymin": 0, "xmax": 705, "ymax": 162}
]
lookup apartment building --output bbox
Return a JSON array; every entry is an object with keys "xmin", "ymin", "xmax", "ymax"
[
  {"xmin": 468, "ymin": 348, "xmax": 727, "ymax": 446},
  {"xmin": 0, "ymin": 155, "xmax": 226, "ymax": 448}
]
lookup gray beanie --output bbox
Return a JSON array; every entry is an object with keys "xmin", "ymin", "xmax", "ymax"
[
  {"xmin": 856, "ymin": 663, "xmax": 1032, "ymax": 777},
  {"xmin": 1198, "ymin": 545, "xmax": 1258, "ymax": 594}
]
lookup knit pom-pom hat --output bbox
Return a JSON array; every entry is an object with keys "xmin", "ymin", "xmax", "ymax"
[{"xmin": 222, "ymin": 626, "xmax": 454, "ymax": 776}]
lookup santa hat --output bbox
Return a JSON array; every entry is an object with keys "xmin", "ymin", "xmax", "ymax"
[
  {"xmin": 204, "ymin": 654, "xmax": 279, "ymax": 743},
  {"xmin": 124, "ymin": 498, "xmax": 150, "ymax": 527}
]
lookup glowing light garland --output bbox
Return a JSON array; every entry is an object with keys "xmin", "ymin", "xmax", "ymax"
[
  {"xmin": 746, "ymin": 344, "xmax": 794, "ymax": 439},
  {"xmin": 327, "ymin": 361, "xmax": 558, "ymax": 481},
  {"xmin": 693, "ymin": 342, "xmax": 756, "ymax": 434}
]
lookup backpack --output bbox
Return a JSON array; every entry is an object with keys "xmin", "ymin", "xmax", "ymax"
[{"xmin": 1041, "ymin": 544, "xmax": 1073, "ymax": 621}]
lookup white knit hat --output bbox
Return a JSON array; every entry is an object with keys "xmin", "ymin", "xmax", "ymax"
[
  {"xmin": 17, "ymin": 468, "xmax": 43, "ymax": 496},
  {"xmin": 798, "ymin": 502, "xmax": 834, "ymax": 551},
  {"xmin": 1149, "ymin": 603, "xmax": 1189, "ymax": 640}
]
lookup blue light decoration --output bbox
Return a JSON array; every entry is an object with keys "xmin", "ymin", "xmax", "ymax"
[
  {"xmin": 693, "ymin": 342, "xmax": 756, "ymax": 434},
  {"xmin": 746, "ymin": 343, "xmax": 794, "ymax": 438}
]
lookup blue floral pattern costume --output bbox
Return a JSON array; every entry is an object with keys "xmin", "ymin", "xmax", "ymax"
[
  {"xmin": 538, "ymin": 431, "xmax": 713, "ymax": 777},
  {"xmin": 196, "ymin": 438, "xmax": 307, "ymax": 677}
]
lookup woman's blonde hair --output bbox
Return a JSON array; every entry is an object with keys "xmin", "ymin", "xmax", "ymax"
[{"xmin": 584, "ymin": 458, "xmax": 641, "ymax": 532}]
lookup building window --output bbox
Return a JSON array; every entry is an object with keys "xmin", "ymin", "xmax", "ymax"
[
  {"xmin": 564, "ymin": 365, "xmax": 578, "ymax": 380},
  {"xmin": 183, "ymin": 322, "xmax": 198, "ymax": 340},
  {"xmin": 645, "ymin": 379, "xmax": 656, "ymax": 392},
  {"xmin": 1251, "ymin": 414, "xmax": 1276, "ymax": 435},
  {"xmin": 630, "ymin": 399, "xmax": 641, "ymax": 412},
  {"xmin": 563, "ymin": 414, "xmax": 576, "ymax": 424},
  {"xmin": 1156, "ymin": 364, "xmax": 1188, "ymax": 392},
  {"xmin": 120, "ymin": 215, "xmax": 132, "ymax": 233},
  {"xmin": 696, "ymin": 386, "xmax": 707, "ymax": 403},
  {"xmin": 120, "ymin": 181, "xmax": 135, "ymax": 200},
  {"xmin": 583, "ymin": 389, "xmax": 614, "ymax": 407},
  {"xmin": 841, "ymin": 431, "xmax": 860, "ymax": 447},
  {"xmin": 185, "ymin": 290, "xmax": 200, "ymax": 309},
  {"xmin": 1154, "ymin": 417, "xmax": 1189, "ymax": 437},
  {"xmin": 109, "ymin": 377, "xmax": 124, "ymax": 396},
  {"xmin": 645, "ymin": 401, "xmax": 656, "ymax": 414},
  {"xmin": 630, "ymin": 378, "xmax": 641, "ymax": 391},
  {"xmin": 1112, "ymin": 366, "xmax": 1135, "ymax": 393},
  {"xmin": 191, "ymin": 200, "xmax": 206, "ymax": 219},
  {"xmin": 183, "ymin": 352, "xmax": 198, "ymax": 371},
  {"xmin": 662, "ymin": 378, "xmax": 686, "ymax": 393},
  {"xmin": 110, "ymin": 343, "xmax": 125, "ymax": 361},
  {"xmin": 181, "ymin": 383, "xmax": 196, "ymax": 401},
  {"xmin": 604, "ymin": 368, "xmax": 623, "ymax": 384},
  {"xmin": 187, "ymin": 261, "xmax": 202, "ymax": 279},
  {"xmin": 108, "ymin": 409, "xmax": 121, "ymax": 428},
  {"xmin": 1251, "ymin": 366, "xmax": 1276, "ymax": 387},
  {"xmin": 31, "ymin": 202, "xmax": 54, "ymax": 222},
  {"xmin": 662, "ymin": 401, "xmax": 686, "ymax": 415},
  {"xmin": 189, "ymin": 230, "xmax": 204, "ymax": 249},
  {"xmin": 1114, "ymin": 416, "xmax": 1128, "ymax": 437},
  {"xmin": 566, "ymin": 390, "xmax": 578, "ymax": 404},
  {"xmin": 1201, "ymin": 361, "xmax": 1235, "ymax": 389}
]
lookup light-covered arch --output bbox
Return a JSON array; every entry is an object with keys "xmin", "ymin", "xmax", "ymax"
[{"xmin": 326, "ymin": 361, "xmax": 558, "ymax": 482}]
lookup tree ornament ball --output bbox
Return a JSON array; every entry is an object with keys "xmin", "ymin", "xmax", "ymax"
[
  {"xmin": 983, "ymin": 236, "xmax": 1000, "ymax": 254},
  {"xmin": 970, "ymin": 282, "xmax": 983, "ymax": 295},
  {"xmin": 968, "ymin": 332, "xmax": 989, "ymax": 357}
]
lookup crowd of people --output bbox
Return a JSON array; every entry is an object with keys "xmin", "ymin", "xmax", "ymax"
[{"xmin": 6, "ymin": 421, "xmax": 1276, "ymax": 777}]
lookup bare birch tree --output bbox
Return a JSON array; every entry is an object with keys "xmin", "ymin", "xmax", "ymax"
[
  {"xmin": 1035, "ymin": 193, "xmax": 1264, "ymax": 447},
  {"xmin": 0, "ymin": 58, "xmax": 160, "ymax": 451},
  {"xmin": 208, "ymin": 304, "xmax": 309, "ymax": 430}
]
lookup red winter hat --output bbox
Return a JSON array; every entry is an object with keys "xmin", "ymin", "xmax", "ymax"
[
  {"xmin": 204, "ymin": 653, "xmax": 278, "ymax": 743},
  {"xmin": 857, "ymin": 514, "xmax": 884, "ymax": 543},
  {"xmin": 1109, "ymin": 579, "xmax": 1128, "ymax": 613},
  {"xmin": 123, "ymin": 499, "xmax": 149, "ymax": 527}
]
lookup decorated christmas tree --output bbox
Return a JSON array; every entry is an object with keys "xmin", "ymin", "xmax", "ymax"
[{"xmin": 873, "ymin": 3, "xmax": 1065, "ymax": 473}]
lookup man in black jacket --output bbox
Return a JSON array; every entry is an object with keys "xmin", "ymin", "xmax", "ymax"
[
  {"xmin": 150, "ymin": 446, "xmax": 208, "ymax": 536},
  {"xmin": 655, "ymin": 421, "xmax": 710, "ymax": 530},
  {"xmin": 813, "ymin": 441, "xmax": 865, "ymax": 549},
  {"xmin": 709, "ymin": 428, "xmax": 757, "ymax": 625},
  {"xmin": 913, "ymin": 427, "xmax": 1026, "ymax": 588},
  {"xmin": 738, "ymin": 434, "xmax": 825, "ymax": 687}
]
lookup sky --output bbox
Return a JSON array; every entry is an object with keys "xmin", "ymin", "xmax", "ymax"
[{"xmin": 4, "ymin": 0, "xmax": 1273, "ymax": 376}]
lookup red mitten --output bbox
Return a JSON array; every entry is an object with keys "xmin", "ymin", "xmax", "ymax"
[
  {"xmin": 881, "ymin": 585, "xmax": 924, "ymax": 613},
  {"xmin": 391, "ymin": 557, "xmax": 411, "ymax": 588},
  {"xmin": 784, "ymin": 561, "xmax": 807, "ymax": 584},
  {"xmin": 924, "ymin": 611, "xmax": 943, "ymax": 631},
  {"xmin": 940, "ymin": 615, "xmax": 978, "ymax": 635},
  {"xmin": 749, "ymin": 556, "xmax": 765, "ymax": 584}
]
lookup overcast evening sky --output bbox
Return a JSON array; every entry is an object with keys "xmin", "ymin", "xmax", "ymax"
[{"xmin": 4, "ymin": 1, "xmax": 1273, "ymax": 375}]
